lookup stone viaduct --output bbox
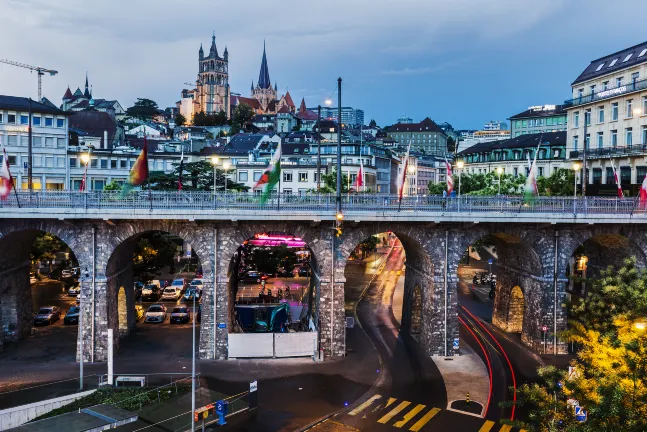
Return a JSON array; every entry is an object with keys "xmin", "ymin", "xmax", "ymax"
[{"xmin": 1, "ymin": 193, "xmax": 646, "ymax": 362}]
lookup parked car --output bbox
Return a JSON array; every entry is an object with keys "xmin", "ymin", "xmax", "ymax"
[
  {"xmin": 189, "ymin": 279, "xmax": 204, "ymax": 292},
  {"xmin": 135, "ymin": 305, "xmax": 145, "ymax": 321},
  {"xmin": 64, "ymin": 306, "xmax": 80, "ymax": 325},
  {"xmin": 161, "ymin": 286, "xmax": 182, "ymax": 301},
  {"xmin": 183, "ymin": 287, "xmax": 201, "ymax": 302},
  {"xmin": 297, "ymin": 267, "xmax": 310, "ymax": 277},
  {"xmin": 142, "ymin": 284, "xmax": 161, "ymax": 300},
  {"xmin": 170, "ymin": 278, "xmax": 188, "ymax": 292},
  {"xmin": 145, "ymin": 304, "xmax": 167, "ymax": 323},
  {"xmin": 61, "ymin": 269, "xmax": 74, "ymax": 278},
  {"xmin": 68, "ymin": 285, "xmax": 81, "ymax": 296},
  {"xmin": 242, "ymin": 271, "xmax": 265, "ymax": 283},
  {"xmin": 34, "ymin": 306, "xmax": 61, "ymax": 325},
  {"xmin": 170, "ymin": 306, "xmax": 191, "ymax": 324}
]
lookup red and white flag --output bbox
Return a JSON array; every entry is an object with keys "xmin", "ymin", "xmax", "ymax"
[
  {"xmin": 354, "ymin": 158, "xmax": 364, "ymax": 190},
  {"xmin": 640, "ymin": 173, "xmax": 647, "ymax": 209},
  {"xmin": 0, "ymin": 147, "xmax": 14, "ymax": 200},
  {"xmin": 445, "ymin": 158, "xmax": 454, "ymax": 195},
  {"xmin": 397, "ymin": 142, "xmax": 411, "ymax": 202},
  {"xmin": 610, "ymin": 159, "xmax": 623, "ymax": 198}
]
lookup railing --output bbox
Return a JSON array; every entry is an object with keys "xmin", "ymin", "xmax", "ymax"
[
  {"xmin": 564, "ymin": 77, "xmax": 647, "ymax": 107},
  {"xmin": 569, "ymin": 144, "xmax": 647, "ymax": 159},
  {"xmin": 0, "ymin": 191, "xmax": 645, "ymax": 216}
]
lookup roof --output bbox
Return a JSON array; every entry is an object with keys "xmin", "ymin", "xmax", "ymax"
[
  {"xmin": 277, "ymin": 106, "xmax": 291, "ymax": 114},
  {"xmin": 297, "ymin": 110, "xmax": 318, "ymax": 121},
  {"xmin": 232, "ymin": 95, "xmax": 261, "ymax": 110},
  {"xmin": 572, "ymin": 40, "xmax": 647, "ymax": 85},
  {"xmin": 282, "ymin": 142, "xmax": 310, "ymax": 155},
  {"xmin": 258, "ymin": 41, "xmax": 271, "ymax": 90},
  {"xmin": 208, "ymin": 133, "xmax": 268, "ymax": 154},
  {"xmin": 458, "ymin": 131, "xmax": 567, "ymax": 155},
  {"xmin": 68, "ymin": 111, "xmax": 119, "ymax": 146},
  {"xmin": 299, "ymin": 98, "xmax": 306, "ymax": 113},
  {"xmin": 509, "ymin": 105, "xmax": 568, "ymax": 120},
  {"xmin": 0, "ymin": 95, "xmax": 67, "ymax": 115},
  {"xmin": 284, "ymin": 91, "xmax": 294, "ymax": 107},
  {"xmin": 63, "ymin": 86, "xmax": 73, "ymax": 100},
  {"xmin": 73, "ymin": 88, "xmax": 83, "ymax": 97},
  {"xmin": 39, "ymin": 97, "xmax": 58, "ymax": 109},
  {"xmin": 386, "ymin": 117, "xmax": 446, "ymax": 135}
]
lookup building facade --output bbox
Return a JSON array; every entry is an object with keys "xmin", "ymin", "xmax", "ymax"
[
  {"xmin": 510, "ymin": 105, "xmax": 568, "ymax": 138},
  {"xmin": 565, "ymin": 40, "xmax": 647, "ymax": 191},
  {"xmin": 386, "ymin": 117, "xmax": 448, "ymax": 157},
  {"xmin": 308, "ymin": 106, "xmax": 365, "ymax": 127}
]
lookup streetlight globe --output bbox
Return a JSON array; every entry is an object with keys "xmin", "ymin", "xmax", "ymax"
[
  {"xmin": 210, "ymin": 156, "xmax": 219, "ymax": 166},
  {"xmin": 573, "ymin": 162, "xmax": 581, "ymax": 171},
  {"xmin": 456, "ymin": 161, "xmax": 464, "ymax": 169},
  {"xmin": 80, "ymin": 153, "xmax": 90, "ymax": 164},
  {"xmin": 336, "ymin": 212, "xmax": 344, "ymax": 221},
  {"xmin": 497, "ymin": 167, "xmax": 504, "ymax": 175},
  {"xmin": 408, "ymin": 166, "xmax": 416, "ymax": 174},
  {"xmin": 325, "ymin": 99, "xmax": 333, "ymax": 106},
  {"xmin": 223, "ymin": 161, "xmax": 231, "ymax": 170},
  {"xmin": 634, "ymin": 322, "xmax": 647, "ymax": 331},
  {"xmin": 633, "ymin": 108, "xmax": 642, "ymax": 117}
]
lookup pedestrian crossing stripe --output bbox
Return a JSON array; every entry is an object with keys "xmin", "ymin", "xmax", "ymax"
[
  {"xmin": 378, "ymin": 401, "xmax": 411, "ymax": 424},
  {"xmin": 385, "ymin": 397, "xmax": 397, "ymax": 408},
  {"xmin": 348, "ymin": 394, "xmax": 382, "ymax": 416},
  {"xmin": 478, "ymin": 420, "xmax": 495, "ymax": 431},
  {"xmin": 408, "ymin": 407, "xmax": 440, "ymax": 431},
  {"xmin": 499, "ymin": 426, "xmax": 513, "ymax": 432},
  {"xmin": 393, "ymin": 404, "xmax": 426, "ymax": 428}
]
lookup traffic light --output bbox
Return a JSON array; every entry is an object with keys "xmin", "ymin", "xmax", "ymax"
[
  {"xmin": 335, "ymin": 218, "xmax": 343, "ymax": 238},
  {"xmin": 336, "ymin": 225, "xmax": 343, "ymax": 238}
]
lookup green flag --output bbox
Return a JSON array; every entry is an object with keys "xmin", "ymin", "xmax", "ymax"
[{"xmin": 254, "ymin": 143, "xmax": 281, "ymax": 205}]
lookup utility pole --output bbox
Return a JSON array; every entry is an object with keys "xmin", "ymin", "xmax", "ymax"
[
  {"xmin": 28, "ymin": 99, "xmax": 33, "ymax": 191},
  {"xmin": 582, "ymin": 111, "xmax": 588, "ymax": 197},
  {"xmin": 336, "ymin": 78, "xmax": 342, "ymax": 215},
  {"xmin": 317, "ymin": 105, "xmax": 322, "ymax": 191}
]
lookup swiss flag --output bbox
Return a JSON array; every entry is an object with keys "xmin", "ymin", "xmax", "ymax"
[{"xmin": 0, "ymin": 148, "xmax": 13, "ymax": 200}]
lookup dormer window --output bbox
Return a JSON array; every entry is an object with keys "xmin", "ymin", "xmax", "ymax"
[
  {"xmin": 623, "ymin": 53, "xmax": 633, "ymax": 62},
  {"xmin": 595, "ymin": 63, "xmax": 605, "ymax": 71},
  {"xmin": 608, "ymin": 58, "xmax": 618, "ymax": 67}
]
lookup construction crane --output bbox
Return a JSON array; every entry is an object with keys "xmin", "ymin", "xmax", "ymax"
[{"xmin": 0, "ymin": 59, "xmax": 58, "ymax": 100}]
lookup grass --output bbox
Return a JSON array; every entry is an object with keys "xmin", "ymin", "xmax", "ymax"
[{"xmin": 32, "ymin": 384, "xmax": 191, "ymax": 421}]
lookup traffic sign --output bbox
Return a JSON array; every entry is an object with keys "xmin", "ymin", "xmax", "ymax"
[
  {"xmin": 542, "ymin": 325, "xmax": 548, "ymax": 332},
  {"xmin": 453, "ymin": 338, "xmax": 460, "ymax": 349},
  {"xmin": 488, "ymin": 258, "xmax": 493, "ymax": 265},
  {"xmin": 217, "ymin": 323, "xmax": 226, "ymax": 329},
  {"xmin": 575, "ymin": 406, "xmax": 587, "ymax": 422}
]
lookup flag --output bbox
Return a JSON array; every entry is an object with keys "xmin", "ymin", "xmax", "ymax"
[
  {"xmin": 445, "ymin": 158, "xmax": 454, "ymax": 195},
  {"xmin": 610, "ymin": 158, "xmax": 623, "ymax": 198},
  {"xmin": 640, "ymin": 174, "xmax": 647, "ymax": 210},
  {"xmin": 177, "ymin": 149, "xmax": 184, "ymax": 191},
  {"xmin": 120, "ymin": 136, "xmax": 149, "ymax": 196},
  {"xmin": 0, "ymin": 148, "xmax": 13, "ymax": 200},
  {"xmin": 397, "ymin": 142, "xmax": 411, "ymax": 202},
  {"xmin": 524, "ymin": 152, "xmax": 538, "ymax": 203},
  {"xmin": 354, "ymin": 158, "xmax": 364, "ymax": 190},
  {"xmin": 254, "ymin": 143, "xmax": 281, "ymax": 205}
]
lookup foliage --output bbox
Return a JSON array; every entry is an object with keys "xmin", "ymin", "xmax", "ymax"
[
  {"xmin": 125, "ymin": 98, "xmax": 160, "ymax": 120},
  {"xmin": 104, "ymin": 181, "xmax": 122, "ymax": 191},
  {"xmin": 368, "ymin": 119, "xmax": 377, "ymax": 128},
  {"xmin": 248, "ymin": 244, "xmax": 298, "ymax": 275},
  {"xmin": 512, "ymin": 258, "xmax": 647, "ymax": 431},
  {"xmin": 537, "ymin": 168, "xmax": 575, "ymax": 197},
  {"xmin": 193, "ymin": 110, "xmax": 227, "ymax": 126},
  {"xmin": 174, "ymin": 113, "xmax": 186, "ymax": 127},
  {"xmin": 230, "ymin": 104, "xmax": 255, "ymax": 133},
  {"xmin": 317, "ymin": 171, "xmax": 350, "ymax": 193},
  {"xmin": 447, "ymin": 137, "xmax": 456, "ymax": 154},
  {"xmin": 133, "ymin": 232, "xmax": 180, "ymax": 280},
  {"xmin": 357, "ymin": 235, "xmax": 380, "ymax": 259},
  {"xmin": 149, "ymin": 160, "xmax": 248, "ymax": 192},
  {"xmin": 31, "ymin": 233, "xmax": 73, "ymax": 272}
]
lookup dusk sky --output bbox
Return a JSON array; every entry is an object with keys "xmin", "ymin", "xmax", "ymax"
[{"xmin": 1, "ymin": 0, "xmax": 646, "ymax": 130}]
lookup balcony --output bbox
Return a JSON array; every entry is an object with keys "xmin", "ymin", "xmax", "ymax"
[
  {"xmin": 564, "ymin": 77, "xmax": 647, "ymax": 108},
  {"xmin": 569, "ymin": 144, "xmax": 647, "ymax": 160}
]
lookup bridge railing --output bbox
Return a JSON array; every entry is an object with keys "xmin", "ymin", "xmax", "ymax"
[{"xmin": 0, "ymin": 191, "xmax": 643, "ymax": 215}]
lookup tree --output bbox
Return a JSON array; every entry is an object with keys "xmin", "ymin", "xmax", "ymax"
[
  {"xmin": 427, "ymin": 172, "xmax": 525, "ymax": 196},
  {"xmin": 31, "ymin": 233, "xmax": 67, "ymax": 273},
  {"xmin": 248, "ymin": 244, "xmax": 297, "ymax": 275},
  {"xmin": 149, "ymin": 160, "xmax": 248, "ymax": 192},
  {"xmin": 104, "ymin": 181, "xmax": 122, "ymax": 191},
  {"xmin": 133, "ymin": 233, "xmax": 181, "ymax": 281},
  {"xmin": 175, "ymin": 113, "xmax": 186, "ymax": 127},
  {"xmin": 193, "ymin": 110, "xmax": 228, "ymax": 127},
  {"xmin": 357, "ymin": 235, "xmax": 380, "ymax": 259},
  {"xmin": 447, "ymin": 137, "xmax": 457, "ymax": 154},
  {"xmin": 368, "ymin": 119, "xmax": 377, "ymax": 128},
  {"xmin": 537, "ymin": 168, "xmax": 575, "ymax": 196},
  {"xmin": 316, "ymin": 171, "xmax": 350, "ymax": 193},
  {"xmin": 125, "ymin": 98, "xmax": 159, "ymax": 120},
  {"xmin": 230, "ymin": 104, "xmax": 255, "ymax": 133}
]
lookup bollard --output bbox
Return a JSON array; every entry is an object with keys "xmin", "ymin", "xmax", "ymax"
[{"xmin": 466, "ymin": 393, "xmax": 470, "ymax": 406}]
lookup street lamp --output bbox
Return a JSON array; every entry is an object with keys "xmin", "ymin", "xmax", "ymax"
[
  {"xmin": 223, "ymin": 161, "xmax": 231, "ymax": 193},
  {"xmin": 633, "ymin": 107, "xmax": 642, "ymax": 117},
  {"xmin": 210, "ymin": 156, "xmax": 219, "ymax": 194},
  {"xmin": 573, "ymin": 162, "xmax": 581, "ymax": 199},
  {"xmin": 325, "ymin": 99, "xmax": 332, "ymax": 106},
  {"xmin": 497, "ymin": 167, "xmax": 503, "ymax": 195},
  {"xmin": 456, "ymin": 160, "xmax": 464, "ymax": 197},
  {"xmin": 80, "ymin": 153, "xmax": 91, "ymax": 192},
  {"xmin": 634, "ymin": 321, "xmax": 647, "ymax": 331}
]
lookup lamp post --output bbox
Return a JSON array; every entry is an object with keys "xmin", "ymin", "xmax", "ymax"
[
  {"xmin": 210, "ymin": 156, "xmax": 219, "ymax": 194},
  {"xmin": 497, "ymin": 167, "xmax": 503, "ymax": 195},
  {"xmin": 573, "ymin": 162, "xmax": 581, "ymax": 199},
  {"xmin": 456, "ymin": 160, "xmax": 464, "ymax": 197},
  {"xmin": 582, "ymin": 111, "xmax": 589, "ymax": 197},
  {"xmin": 336, "ymin": 78, "xmax": 342, "ymax": 216},
  {"xmin": 317, "ymin": 105, "xmax": 321, "ymax": 191},
  {"xmin": 223, "ymin": 161, "xmax": 231, "ymax": 193},
  {"xmin": 80, "ymin": 153, "xmax": 90, "ymax": 192}
]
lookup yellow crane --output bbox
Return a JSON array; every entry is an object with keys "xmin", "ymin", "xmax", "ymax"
[{"xmin": 0, "ymin": 59, "xmax": 58, "ymax": 100}]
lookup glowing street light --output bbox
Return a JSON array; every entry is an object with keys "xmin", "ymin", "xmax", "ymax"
[
  {"xmin": 325, "ymin": 99, "xmax": 332, "ymax": 106},
  {"xmin": 80, "ymin": 153, "xmax": 90, "ymax": 165},
  {"xmin": 456, "ymin": 161, "xmax": 464, "ymax": 198}
]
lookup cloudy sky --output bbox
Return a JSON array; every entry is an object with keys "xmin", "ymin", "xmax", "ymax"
[{"xmin": 1, "ymin": 0, "xmax": 646, "ymax": 129}]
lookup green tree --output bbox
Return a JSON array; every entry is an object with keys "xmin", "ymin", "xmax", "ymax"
[
  {"xmin": 125, "ymin": 98, "xmax": 159, "ymax": 120},
  {"xmin": 149, "ymin": 160, "xmax": 248, "ymax": 192},
  {"xmin": 230, "ymin": 104, "xmax": 255, "ymax": 133},
  {"xmin": 104, "ymin": 181, "xmax": 122, "ymax": 191},
  {"xmin": 368, "ymin": 119, "xmax": 377, "ymax": 128},
  {"xmin": 133, "ymin": 233, "xmax": 181, "ymax": 280},
  {"xmin": 316, "ymin": 171, "xmax": 350, "ymax": 193},
  {"xmin": 447, "ymin": 137, "xmax": 457, "ymax": 154},
  {"xmin": 427, "ymin": 172, "xmax": 525, "ymax": 196},
  {"xmin": 537, "ymin": 168, "xmax": 575, "ymax": 196},
  {"xmin": 31, "ymin": 233, "xmax": 68, "ymax": 273},
  {"xmin": 357, "ymin": 235, "xmax": 380, "ymax": 259},
  {"xmin": 175, "ymin": 113, "xmax": 186, "ymax": 127},
  {"xmin": 192, "ymin": 110, "xmax": 228, "ymax": 127}
]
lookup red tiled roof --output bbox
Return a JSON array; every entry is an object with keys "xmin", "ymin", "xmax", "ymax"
[
  {"xmin": 232, "ymin": 95, "xmax": 261, "ymax": 110},
  {"xmin": 298, "ymin": 98, "xmax": 306, "ymax": 113},
  {"xmin": 277, "ymin": 106, "xmax": 291, "ymax": 114},
  {"xmin": 297, "ymin": 109, "xmax": 318, "ymax": 121},
  {"xmin": 284, "ymin": 91, "xmax": 294, "ymax": 107},
  {"xmin": 63, "ymin": 86, "xmax": 73, "ymax": 100}
]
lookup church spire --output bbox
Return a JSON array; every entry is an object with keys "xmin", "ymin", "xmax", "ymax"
[
  {"xmin": 257, "ymin": 40, "xmax": 271, "ymax": 89},
  {"xmin": 210, "ymin": 31, "xmax": 218, "ymax": 58},
  {"xmin": 199, "ymin": 42, "xmax": 204, "ymax": 59},
  {"xmin": 83, "ymin": 73, "xmax": 90, "ymax": 98}
]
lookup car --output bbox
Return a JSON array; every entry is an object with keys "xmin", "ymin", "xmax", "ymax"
[
  {"xmin": 145, "ymin": 304, "xmax": 167, "ymax": 323},
  {"xmin": 241, "ymin": 271, "xmax": 264, "ymax": 283},
  {"xmin": 29, "ymin": 273, "xmax": 38, "ymax": 284},
  {"xmin": 34, "ymin": 306, "xmax": 61, "ymax": 325},
  {"xmin": 170, "ymin": 306, "xmax": 191, "ymax": 324},
  {"xmin": 161, "ymin": 286, "xmax": 182, "ymax": 301},
  {"xmin": 189, "ymin": 279, "xmax": 204, "ymax": 291},
  {"xmin": 171, "ymin": 278, "xmax": 188, "ymax": 292},
  {"xmin": 297, "ymin": 267, "xmax": 310, "ymax": 277},
  {"xmin": 68, "ymin": 285, "xmax": 81, "ymax": 296},
  {"xmin": 183, "ymin": 287, "xmax": 201, "ymax": 302},
  {"xmin": 142, "ymin": 284, "xmax": 161, "ymax": 300},
  {"xmin": 64, "ymin": 306, "xmax": 80, "ymax": 325},
  {"xmin": 76, "ymin": 294, "xmax": 81, "ymax": 304},
  {"xmin": 61, "ymin": 269, "xmax": 74, "ymax": 278}
]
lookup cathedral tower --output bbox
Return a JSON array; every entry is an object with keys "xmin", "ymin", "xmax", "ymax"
[
  {"xmin": 196, "ymin": 32, "xmax": 230, "ymax": 118},
  {"xmin": 251, "ymin": 41, "xmax": 277, "ymax": 113}
]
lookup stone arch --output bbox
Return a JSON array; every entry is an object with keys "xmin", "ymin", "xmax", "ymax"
[{"xmin": 494, "ymin": 285, "xmax": 524, "ymax": 333}]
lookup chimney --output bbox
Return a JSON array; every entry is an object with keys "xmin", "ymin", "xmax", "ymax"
[{"xmin": 103, "ymin": 130, "xmax": 108, "ymax": 149}]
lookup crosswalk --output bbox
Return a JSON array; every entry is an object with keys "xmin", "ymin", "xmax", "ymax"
[{"xmin": 345, "ymin": 394, "xmax": 527, "ymax": 431}]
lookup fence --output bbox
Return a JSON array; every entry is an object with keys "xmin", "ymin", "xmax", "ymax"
[
  {"xmin": 228, "ymin": 332, "xmax": 318, "ymax": 358},
  {"xmin": 0, "ymin": 190, "xmax": 645, "ymax": 215}
]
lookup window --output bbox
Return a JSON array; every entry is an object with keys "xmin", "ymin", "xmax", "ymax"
[
  {"xmin": 627, "ymin": 99, "xmax": 634, "ymax": 117},
  {"xmin": 573, "ymin": 135, "xmax": 579, "ymax": 151},
  {"xmin": 56, "ymin": 118, "xmax": 65, "ymax": 128},
  {"xmin": 129, "ymin": 160, "xmax": 135, "ymax": 168},
  {"xmin": 574, "ymin": 111, "xmax": 580, "ymax": 127},
  {"xmin": 592, "ymin": 168, "xmax": 602, "ymax": 185},
  {"xmin": 609, "ymin": 58, "xmax": 618, "ymax": 67},
  {"xmin": 44, "ymin": 117, "xmax": 53, "ymax": 127},
  {"xmin": 110, "ymin": 160, "xmax": 117, "ymax": 169},
  {"xmin": 7, "ymin": 113, "xmax": 16, "ymax": 124},
  {"xmin": 238, "ymin": 171, "xmax": 248, "ymax": 182},
  {"xmin": 283, "ymin": 189, "xmax": 292, "ymax": 195},
  {"xmin": 33, "ymin": 155, "xmax": 41, "ymax": 167},
  {"xmin": 57, "ymin": 157, "xmax": 65, "ymax": 168},
  {"xmin": 253, "ymin": 171, "xmax": 262, "ymax": 182},
  {"xmin": 298, "ymin": 172, "xmax": 308, "ymax": 182},
  {"xmin": 623, "ymin": 53, "xmax": 633, "ymax": 62},
  {"xmin": 522, "ymin": 120, "xmax": 527, "ymax": 128},
  {"xmin": 45, "ymin": 137, "xmax": 54, "ymax": 147},
  {"xmin": 33, "ymin": 136, "xmax": 42, "ymax": 147},
  {"xmin": 598, "ymin": 106, "xmax": 605, "ymax": 123},
  {"xmin": 612, "ymin": 102, "xmax": 619, "ymax": 120},
  {"xmin": 577, "ymin": 88, "xmax": 584, "ymax": 98},
  {"xmin": 69, "ymin": 157, "xmax": 77, "ymax": 168},
  {"xmin": 93, "ymin": 179, "xmax": 105, "ymax": 190},
  {"xmin": 643, "ymin": 96, "xmax": 647, "ymax": 116},
  {"xmin": 20, "ymin": 136, "xmax": 28, "ymax": 146},
  {"xmin": 640, "ymin": 49, "xmax": 647, "ymax": 58},
  {"xmin": 597, "ymin": 132, "xmax": 604, "ymax": 149},
  {"xmin": 120, "ymin": 160, "xmax": 127, "ymax": 168},
  {"xmin": 595, "ymin": 63, "xmax": 605, "ymax": 71},
  {"xmin": 513, "ymin": 167, "xmax": 518, "ymax": 177},
  {"xmin": 632, "ymin": 72, "xmax": 640, "ymax": 84},
  {"xmin": 611, "ymin": 130, "xmax": 618, "ymax": 147},
  {"xmin": 626, "ymin": 128, "xmax": 633, "ymax": 146},
  {"xmin": 283, "ymin": 171, "xmax": 293, "ymax": 182},
  {"xmin": 585, "ymin": 134, "xmax": 590, "ymax": 149},
  {"xmin": 585, "ymin": 109, "xmax": 591, "ymax": 125},
  {"xmin": 100, "ymin": 159, "xmax": 108, "ymax": 169},
  {"xmin": 7, "ymin": 135, "xmax": 17, "ymax": 146},
  {"xmin": 616, "ymin": 76, "xmax": 624, "ymax": 87},
  {"xmin": 45, "ymin": 156, "xmax": 54, "ymax": 167},
  {"xmin": 0, "ymin": 113, "xmax": 3, "ymax": 123},
  {"xmin": 91, "ymin": 158, "xmax": 98, "ymax": 168},
  {"xmin": 590, "ymin": 85, "xmax": 596, "ymax": 95},
  {"xmin": 538, "ymin": 167, "xmax": 544, "ymax": 177},
  {"xmin": 20, "ymin": 115, "xmax": 28, "ymax": 125},
  {"xmin": 32, "ymin": 116, "xmax": 41, "ymax": 126},
  {"xmin": 57, "ymin": 138, "xmax": 66, "ymax": 148},
  {"xmin": 642, "ymin": 126, "xmax": 647, "ymax": 145},
  {"xmin": 7, "ymin": 155, "xmax": 16, "ymax": 165},
  {"xmin": 602, "ymin": 81, "xmax": 609, "ymax": 90}
]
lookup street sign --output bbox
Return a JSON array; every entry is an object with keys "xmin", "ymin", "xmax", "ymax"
[
  {"xmin": 250, "ymin": 380, "xmax": 257, "ymax": 392},
  {"xmin": 249, "ymin": 380, "xmax": 258, "ymax": 408},
  {"xmin": 194, "ymin": 404, "xmax": 214, "ymax": 422},
  {"xmin": 575, "ymin": 406, "xmax": 587, "ymax": 422},
  {"xmin": 215, "ymin": 400, "xmax": 228, "ymax": 426},
  {"xmin": 542, "ymin": 325, "xmax": 548, "ymax": 332},
  {"xmin": 453, "ymin": 338, "xmax": 460, "ymax": 349},
  {"xmin": 23, "ymin": 162, "xmax": 28, "ymax": 169},
  {"xmin": 217, "ymin": 323, "xmax": 226, "ymax": 329},
  {"xmin": 346, "ymin": 317, "xmax": 355, "ymax": 328},
  {"xmin": 488, "ymin": 258, "xmax": 493, "ymax": 265}
]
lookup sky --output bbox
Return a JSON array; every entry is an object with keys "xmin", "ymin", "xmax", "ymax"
[{"xmin": 1, "ymin": 0, "xmax": 647, "ymax": 130}]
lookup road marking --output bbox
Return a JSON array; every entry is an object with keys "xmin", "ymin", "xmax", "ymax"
[
  {"xmin": 348, "ymin": 394, "xmax": 382, "ymax": 416},
  {"xmin": 408, "ymin": 407, "xmax": 440, "ymax": 431},
  {"xmin": 498, "ymin": 426, "xmax": 512, "ymax": 432},
  {"xmin": 393, "ymin": 403, "xmax": 426, "ymax": 428},
  {"xmin": 386, "ymin": 397, "xmax": 397, "ymax": 408},
  {"xmin": 378, "ymin": 401, "xmax": 411, "ymax": 424},
  {"xmin": 477, "ymin": 420, "xmax": 496, "ymax": 432}
]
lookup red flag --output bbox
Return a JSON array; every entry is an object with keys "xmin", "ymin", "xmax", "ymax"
[
  {"xmin": 640, "ymin": 174, "xmax": 647, "ymax": 209},
  {"xmin": 177, "ymin": 150, "xmax": 184, "ymax": 191},
  {"xmin": 610, "ymin": 159, "xmax": 623, "ymax": 198},
  {"xmin": 445, "ymin": 158, "xmax": 454, "ymax": 195},
  {"xmin": 398, "ymin": 143, "xmax": 411, "ymax": 201},
  {"xmin": 354, "ymin": 159, "xmax": 364, "ymax": 189},
  {"xmin": 0, "ymin": 148, "xmax": 13, "ymax": 200}
]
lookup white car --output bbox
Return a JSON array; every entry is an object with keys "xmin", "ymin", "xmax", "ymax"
[
  {"xmin": 68, "ymin": 285, "xmax": 81, "ymax": 296},
  {"xmin": 189, "ymin": 279, "xmax": 203, "ymax": 292},
  {"xmin": 161, "ymin": 287, "xmax": 181, "ymax": 301},
  {"xmin": 145, "ymin": 304, "xmax": 167, "ymax": 323}
]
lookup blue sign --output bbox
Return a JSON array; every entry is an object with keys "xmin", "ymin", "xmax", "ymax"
[
  {"xmin": 575, "ymin": 406, "xmax": 587, "ymax": 422},
  {"xmin": 453, "ymin": 338, "xmax": 460, "ymax": 349},
  {"xmin": 488, "ymin": 258, "xmax": 493, "ymax": 265},
  {"xmin": 216, "ymin": 400, "xmax": 228, "ymax": 415},
  {"xmin": 23, "ymin": 162, "xmax": 28, "ymax": 169},
  {"xmin": 217, "ymin": 323, "xmax": 226, "ymax": 329}
]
